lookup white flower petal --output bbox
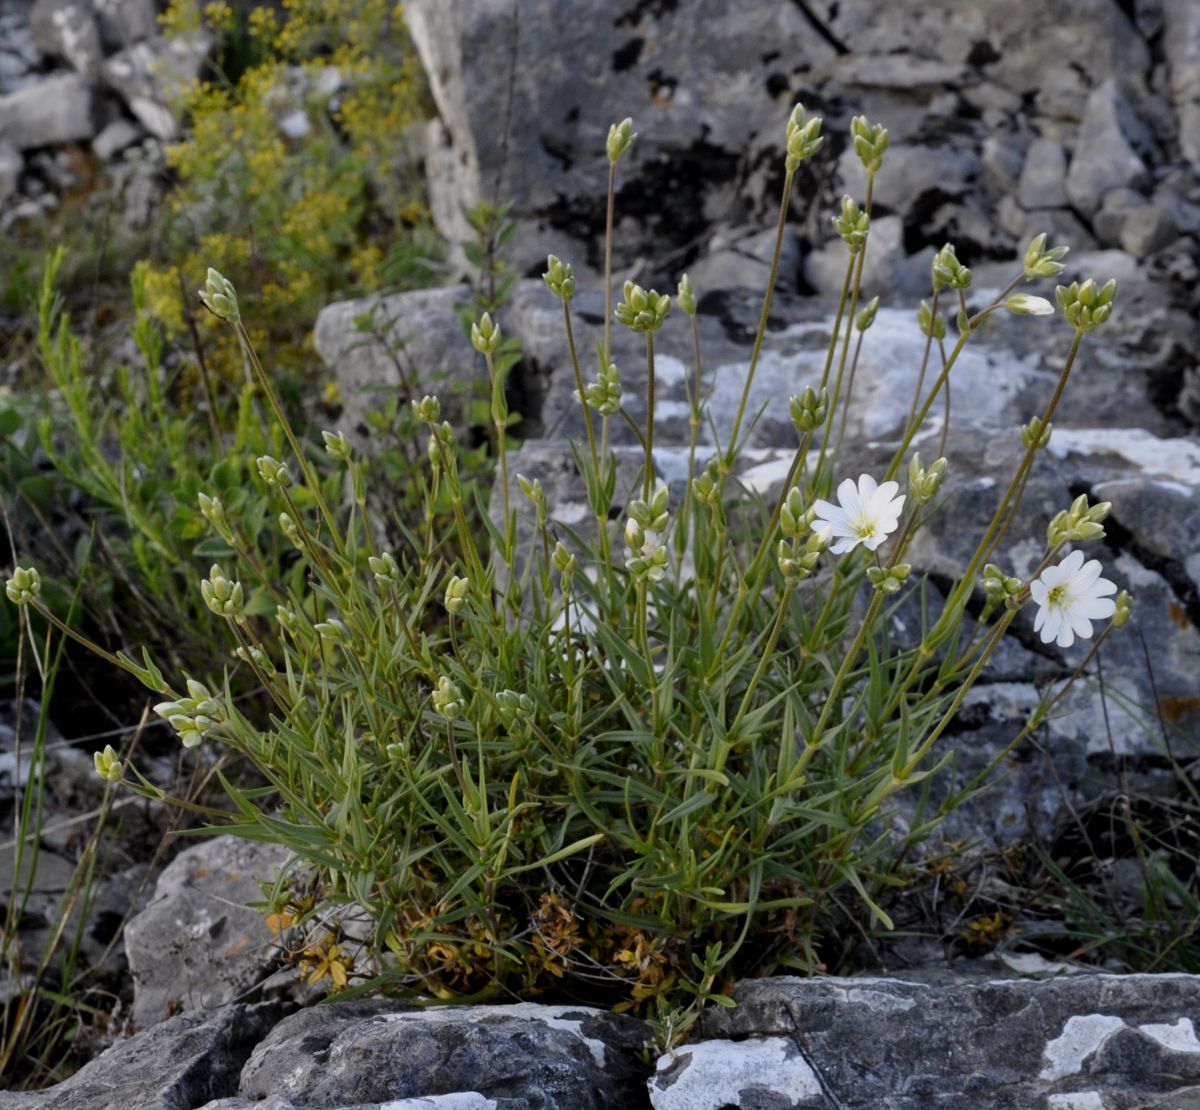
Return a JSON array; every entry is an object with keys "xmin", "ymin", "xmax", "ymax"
[{"xmin": 856, "ymin": 473, "xmax": 878, "ymax": 501}]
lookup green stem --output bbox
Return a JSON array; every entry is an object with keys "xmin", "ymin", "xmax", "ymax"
[{"xmin": 643, "ymin": 331, "xmax": 656, "ymax": 501}]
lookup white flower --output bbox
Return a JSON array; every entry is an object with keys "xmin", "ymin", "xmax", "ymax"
[
  {"xmin": 1030, "ymin": 550, "xmax": 1117, "ymax": 648},
  {"xmin": 811, "ymin": 474, "xmax": 905, "ymax": 554}
]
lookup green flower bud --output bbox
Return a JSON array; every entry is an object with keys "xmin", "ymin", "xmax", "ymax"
[
  {"xmin": 1021, "ymin": 416, "xmax": 1052, "ymax": 451},
  {"xmin": 908, "ymin": 452, "xmax": 948, "ymax": 504},
  {"xmin": 832, "ymin": 195, "xmax": 870, "ymax": 255},
  {"xmin": 856, "ymin": 295, "xmax": 880, "ymax": 332},
  {"xmin": 789, "ymin": 386, "xmax": 828, "ymax": 434},
  {"xmin": 917, "ymin": 300, "xmax": 946, "ymax": 341},
  {"xmin": 276, "ymin": 605, "xmax": 300, "ymax": 633},
  {"xmin": 93, "ymin": 744, "xmax": 122, "ymax": 783},
  {"xmin": 471, "ymin": 311, "xmax": 503, "ymax": 353},
  {"xmin": 850, "ymin": 115, "xmax": 889, "ymax": 174},
  {"xmin": 1112, "ymin": 590, "xmax": 1133, "ymax": 628},
  {"xmin": 198, "ymin": 492, "xmax": 227, "ymax": 531},
  {"xmin": 931, "ymin": 243, "xmax": 971, "ymax": 292},
  {"xmin": 279, "ymin": 512, "xmax": 302, "ymax": 548},
  {"xmin": 433, "ymin": 675, "xmax": 464, "ymax": 721},
  {"xmin": 517, "ymin": 474, "xmax": 547, "ymax": 523},
  {"xmin": 1023, "ymin": 233, "xmax": 1069, "ymax": 279},
  {"xmin": 542, "ymin": 255, "xmax": 576, "ymax": 302},
  {"xmin": 785, "ymin": 103, "xmax": 824, "ymax": 171},
  {"xmin": 607, "ymin": 117, "xmax": 636, "ymax": 164},
  {"xmin": 234, "ymin": 644, "xmax": 273, "ymax": 672},
  {"xmin": 496, "ymin": 688, "xmax": 534, "ymax": 727},
  {"xmin": 412, "ymin": 395, "xmax": 442, "ymax": 423},
  {"xmin": 444, "ymin": 574, "xmax": 470, "ymax": 615},
  {"xmin": 314, "ymin": 618, "xmax": 348, "ymax": 643},
  {"xmin": 677, "ymin": 273, "xmax": 697, "ymax": 317},
  {"xmin": 982, "ymin": 563, "xmax": 1022, "ymax": 605},
  {"xmin": 322, "ymin": 429, "xmax": 352, "ymax": 461},
  {"xmin": 200, "ymin": 564, "xmax": 244, "ymax": 619},
  {"xmin": 1048, "ymin": 493, "xmax": 1111, "ymax": 545},
  {"xmin": 691, "ymin": 460, "xmax": 720, "ymax": 507},
  {"xmin": 5, "ymin": 566, "xmax": 41, "ymax": 606},
  {"xmin": 615, "ymin": 281, "xmax": 670, "ymax": 333},
  {"xmin": 868, "ymin": 563, "xmax": 911, "ymax": 594},
  {"xmin": 1005, "ymin": 293, "xmax": 1054, "ymax": 317},
  {"xmin": 581, "ymin": 357, "xmax": 623, "ymax": 415},
  {"xmin": 198, "ymin": 267, "xmax": 240, "ymax": 324},
  {"xmin": 1055, "ymin": 278, "xmax": 1117, "ymax": 332},
  {"xmin": 551, "ymin": 541, "xmax": 577, "ymax": 581},
  {"xmin": 369, "ymin": 551, "xmax": 400, "ymax": 586},
  {"xmin": 256, "ymin": 455, "xmax": 291, "ymax": 488}
]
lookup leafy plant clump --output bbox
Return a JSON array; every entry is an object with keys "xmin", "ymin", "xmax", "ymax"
[{"xmin": 7, "ymin": 106, "xmax": 1135, "ymax": 1047}]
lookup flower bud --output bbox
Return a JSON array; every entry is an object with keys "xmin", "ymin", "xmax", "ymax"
[
  {"xmin": 542, "ymin": 255, "xmax": 576, "ymax": 302},
  {"xmin": 444, "ymin": 574, "xmax": 470, "ymax": 615},
  {"xmin": 314, "ymin": 618, "xmax": 348, "ymax": 643},
  {"xmin": 615, "ymin": 281, "xmax": 670, "ymax": 333},
  {"xmin": 856, "ymin": 295, "xmax": 880, "ymax": 332},
  {"xmin": 868, "ymin": 563, "xmax": 911, "ymax": 594},
  {"xmin": 433, "ymin": 675, "xmax": 464, "ymax": 720},
  {"xmin": 1055, "ymin": 278, "xmax": 1117, "ymax": 332},
  {"xmin": 496, "ymin": 688, "xmax": 534, "ymax": 727},
  {"xmin": 276, "ymin": 605, "xmax": 300, "ymax": 633},
  {"xmin": 201, "ymin": 564, "xmax": 244, "ymax": 619},
  {"xmin": 785, "ymin": 103, "xmax": 824, "ymax": 171},
  {"xmin": 1112, "ymin": 590, "xmax": 1133, "ymax": 629},
  {"xmin": 1023, "ymin": 233, "xmax": 1070, "ymax": 279},
  {"xmin": 322, "ymin": 429, "xmax": 352, "ymax": 461},
  {"xmin": 551, "ymin": 541, "xmax": 577, "ymax": 580},
  {"xmin": 93, "ymin": 744, "xmax": 122, "ymax": 783},
  {"xmin": 850, "ymin": 115, "xmax": 889, "ymax": 173},
  {"xmin": 607, "ymin": 118, "xmax": 636, "ymax": 164},
  {"xmin": 5, "ymin": 566, "xmax": 41, "ymax": 606},
  {"xmin": 1004, "ymin": 293, "xmax": 1054, "ymax": 317},
  {"xmin": 256, "ymin": 455, "xmax": 291, "ymax": 488},
  {"xmin": 917, "ymin": 300, "xmax": 946, "ymax": 341},
  {"xmin": 1021, "ymin": 416, "xmax": 1052, "ymax": 451},
  {"xmin": 198, "ymin": 492, "xmax": 227, "ymax": 530},
  {"xmin": 581, "ymin": 357, "xmax": 622, "ymax": 415},
  {"xmin": 908, "ymin": 453, "xmax": 948, "ymax": 504},
  {"xmin": 789, "ymin": 386, "xmax": 828, "ymax": 435},
  {"xmin": 931, "ymin": 243, "xmax": 971, "ymax": 292},
  {"xmin": 198, "ymin": 267, "xmax": 240, "ymax": 324},
  {"xmin": 677, "ymin": 273, "xmax": 697, "ymax": 317},
  {"xmin": 517, "ymin": 474, "xmax": 547, "ymax": 523},
  {"xmin": 982, "ymin": 563, "xmax": 1022, "ymax": 605},
  {"xmin": 412, "ymin": 394, "xmax": 442, "ymax": 423},
  {"xmin": 369, "ymin": 551, "xmax": 400, "ymax": 586},
  {"xmin": 279, "ymin": 512, "xmax": 302, "ymax": 548},
  {"xmin": 832, "ymin": 195, "xmax": 870, "ymax": 255},
  {"xmin": 471, "ymin": 311, "xmax": 503, "ymax": 354}
]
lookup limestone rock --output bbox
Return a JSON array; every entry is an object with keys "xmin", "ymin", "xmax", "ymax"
[
  {"xmin": 238, "ymin": 999, "xmax": 651, "ymax": 1109},
  {"xmin": 1066, "ymin": 80, "xmax": 1150, "ymax": 215},
  {"xmin": 29, "ymin": 0, "xmax": 104, "ymax": 79},
  {"xmin": 0, "ymin": 72, "xmax": 96, "ymax": 149},
  {"xmin": 102, "ymin": 32, "xmax": 211, "ymax": 140},
  {"xmin": 662, "ymin": 974, "xmax": 1200, "ymax": 1110},
  {"xmin": 93, "ymin": 0, "xmax": 158, "ymax": 48},
  {"xmin": 124, "ymin": 835, "xmax": 292, "ymax": 1029},
  {"xmin": 91, "ymin": 116, "xmax": 139, "ymax": 160},
  {"xmin": 0, "ymin": 139, "xmax": 20, "ymax": 199},
  {"xmin": 1162, "ymin": 0, "xmax": 1200, "ymax": 166},
  {"xmin": 1018, "ymin": 137, "xmax": 1068, "ymax": 210}
]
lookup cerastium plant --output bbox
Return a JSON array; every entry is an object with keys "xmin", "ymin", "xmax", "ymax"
[{"xmin": 6, "ymin": 105, "xmax": 1134, "ymax": 1048}]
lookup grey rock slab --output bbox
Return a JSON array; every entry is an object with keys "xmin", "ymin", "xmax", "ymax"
[
  {"xmin": 1018, "ymin": 137, "xmax": 1069, "ymax": 210},
  {"xmin": 124, "ymin": 835, "xmax": 293, "ymax": 1030},
  {"xmin": 0, "ymin": 72, "xmax": 96, "ymax": 149},
  {"xmin": 0, "ymin": 138, "xmax": 21, "ymax": 199},
  {"xmin": 6, "ymin": 1002, "xmax": 286, "ymax": 1110},
  {"xmin": 91, "ymin": 116, "xmax": 140, "ymax": 160},
  {"xmin": 94, "ymin": 0, "xmax": 158, "ymax": 48},
  {"xmin": 238, "ymin": 999, "xmax": 651, "ymax": 1109},
  {"xmin": 29, "ymin": 0, "xmax": 104, "ymax": 79},
  {"xmin": 102, "ymin": 32, "xmax": 211, "ymax": 140},
  {"xmin": 685, "ymin": 974, "xmax": 1200, "ymax": 1110},
  {"xmin": 651, "ymin": 1036, "xmax": 825, "ymax": 1110},
  {"xmin": 1162, "ymin": 0, "xmax": 1200, "ymax": 166},
  {"xmin": 199, "ymin": 1097, "xmax": 504, "ymax": 1110},
  {"xmin": 1066, "ymin": 80, "xmax": 1150, "ymax": 215}
]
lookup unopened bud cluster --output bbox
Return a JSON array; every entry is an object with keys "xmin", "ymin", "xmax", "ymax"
[
  {"xmin": 369, "ymin": 551, "xmax": 400, "ymax": 586},
  {"xmin": 433, "ymin": 675, "xmax": 464, "ymax": 721},
  {"xmin": 1047, "ymin": 494, "xmax": 1110, "ymax": 546},
  {"xmin": 154, "ymin": 678, "xmax": 224, "ymax": 749},
  {"xmin": 552, "ymin": 541, "xmax": 577, "ymax": 583},
  {"xmin": 907, "ymin": 453, "xmax": 948, "ymax": 504},
  {"xmin": 412, "ymin": 395, "xmax": 441, "ymax": 423},
  {"xmin": 624, "ymin": 482, "xmax": 670, "ymax": 584},
  {"xmin": 677, "ymin": 273, "xmax": 697, "ymax": 317},
  {"xmin": 471, "ymin": 312, "xmax": 503, "ymax": 354},
  {"xmin": 201, "ymin": 564, "xmax": 244, "ymax": 619},
  {"xmin": 690, "ymin": 459, "xmax": 721, "ymax": 508},
  {"xmin": 581, "ymin": 359, "xmax": 622, "ymax": 415},
  {"xmin": 931, "ymin": 243, "xmax": 971, "ymax": 292},
  {"xmin": 444, "ymin": 575, "xmax": 470, "ymax": 615},
  {"xmin": 279, "ymin": 512, "xmax": 302, "ymax": 548},
  {"xmin": 496, "ymin": 688, "xmax": 534, "ymax": 728},
  {"xmin": 542, "ymin": 255, "xmax": 575, "ymax": 302},
  {"xmin": 1113, "ymin": 590, "xmax": 1134, "ymax": 628},
  {"xmin": 983, "ymin": 563, "xmax": 1023, "ymax": 608},
  {"xmin": 1023, "ymin": 233, "xmax": 1069, "ymax": 279},
  {"xmin": 868, "ymin": 563, "xmax": 911, "ymax": 595},
  {"xmin": 607, "ymin": 118, "xmax": 636, "ymax": 164},
  {"xmin": 850, "ymin": 115, "xmax": 889, "ymax": 173},
  {"xmin": 5, "ymin": 566, "xmax": 41, "ymax": 605},
  {"xmin": 518, "ymin": 474, "xmax": 547, "ymax": 525},
  {"xmin": 93, "ymin": 744, "xmax": 122, "ymax": 783},
  {"xmin": 199, "ymin": 268, "xmax": 240, "ymax": 324},
  {"xmin": 256, "ymin": 455, "xmax": 291, "ymax": 488},
  {"xmin": 833, "ymin": 196, "xmax": 870, "ymax": 254},
  {"xmin": 1055, "ymin": 279, "xmax": 1117, "ymax": 332},
  {"xmin": 322, "ymin": 429, "xmax": 352, "ymax": 462},
  {"xmin": 789, "ymin": 387, "xmax": 828, "ymax": 434},
  {"xmin": 917, "ymin": 300, "xmax": 946, "ymax": 341},
  {"xmin": 785, "ymin": 104, "xmax": 824, "ymax": 172},
  {"xmin": 615, "ymin": 281, "xmax": 670, "ymax": 333},
  {"xmin": 777, "ymin": 488, "xmax": 830, "ymax": 580}
]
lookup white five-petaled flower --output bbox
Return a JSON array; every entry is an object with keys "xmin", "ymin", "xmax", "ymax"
[
  {"xmin": 811, "ymin": 474, "xmax": 906, "ymax": 554},
  {"xmin": 1030, "ymin": 549, "xmax": 1117, "ymax": 648}
]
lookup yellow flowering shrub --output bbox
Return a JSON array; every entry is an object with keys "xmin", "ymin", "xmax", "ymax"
[{"xmin": 148, "ymin": 0, "xmax": 433, "ymax": 394}]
